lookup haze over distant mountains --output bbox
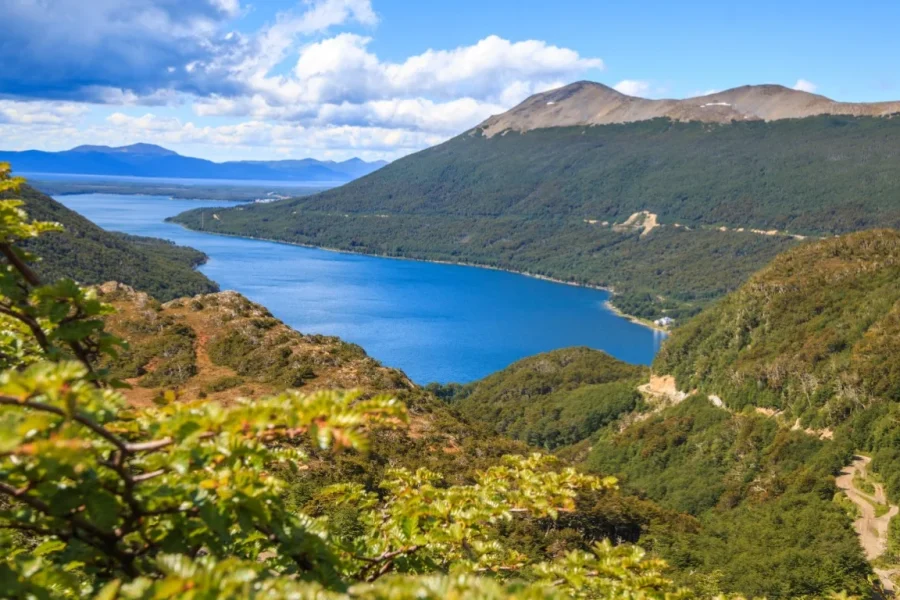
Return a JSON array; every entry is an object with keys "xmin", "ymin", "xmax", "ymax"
[
  {"xmin": 0, "ymin": 143, "xmax": 388, "ymax": 182},
  {"xmin": 479, "ymin": 82, "xmax": 900, "ymax": 136}
]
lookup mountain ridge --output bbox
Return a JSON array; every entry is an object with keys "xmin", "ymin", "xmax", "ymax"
[
  {"xmin": 0, "ymin": 144, "xmax": 388, "ymax": 182},
  {"xmin": 478, "ymin": 81, "xmax": 900, "ymax": 136}
]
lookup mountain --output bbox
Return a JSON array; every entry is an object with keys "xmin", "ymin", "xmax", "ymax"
[
  {"xmin": 171, "ymin": 82, "xmax": 900, "ymax": 320},
  {"xmin": 68, "ymin": 143, "xmax": 179, "ymax": 156},
  {"xmin": 10, "ymin": 184, "xmax": 218, "ymax": 300},
  {"xmin": 655, "ymin": 228, "xmax": 900, "ymax": 427},
  {"xmin": 479, "ymin": 81, "xmax": 900, "ymax": 136},
  {"xmin": 633, "ymin": 229, "xmax": 900, "ymax": 593},
  {"xmin": 436, "ymin": 232, "xmax": 900, "ymax": 597},
  {"xmin": 243, "ymin": 157, "xmax": 389, "ymax": 180},
  {"xmin": 0, "ymin": 143, "xmax": 387, "ymax": 182}
]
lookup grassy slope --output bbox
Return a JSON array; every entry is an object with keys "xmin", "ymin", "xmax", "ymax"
[
  {"xmin": 15, "ymin": 184, "xmax": 218, "ymax": 301},
  {"xmin": 172, "ymin": 115, "xmax": 900, "ymax": 318}
]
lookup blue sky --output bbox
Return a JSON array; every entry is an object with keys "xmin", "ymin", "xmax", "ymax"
[{"xmin": 0, "ymin": 0, "xmax": 897, "ymax": 162}]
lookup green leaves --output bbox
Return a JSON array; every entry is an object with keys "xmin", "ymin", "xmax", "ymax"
[{"xmin": 321, "ymin": 453, "xmax": 616, "ymax": 580}]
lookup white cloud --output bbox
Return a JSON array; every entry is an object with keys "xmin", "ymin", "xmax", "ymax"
[
  {"xmin": 793, "ymin": 79, "xmax": 818, "ymax": 93},
  {"xmin": 0, "ymin": 100, "xmax": 90, "ymax": 125},
  {"xmin": 0, "ymin": 0, "xmax": 606, "ymax": 160},
  {"xmin": 284, "ymin": 34, "xmax": 601, "ymax": 105},
  {"xmin": 97, "ymin": 112, "xmax": 442, "ymax": 160},
  {"xmin": 191, "ymin": 32, "xmax": 602, "ymax": 142},
  {"xmin": 613, "ymin": 80, "xmax": 652, "ymax": 97}
]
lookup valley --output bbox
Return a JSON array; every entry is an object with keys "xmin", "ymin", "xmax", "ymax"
[
  {"xmin": 55, "ymin": 192, "xmax": 665, "ymax": 383},
  {"xmin": 171, "ymin": 105, "xmax": 900, "ymax": 320},
  {"xmin": 6, "ymin": 0, "xmax": 900, "ymax": 596},
  {"xmin": 4, "ymin": 82, "xmax": 900, "ymax": 600}
]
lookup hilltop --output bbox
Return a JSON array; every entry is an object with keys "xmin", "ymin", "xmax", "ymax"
[
  {"xmin": 435, "ymin": 347, "xmax": 647, "ymax": 449},
  {"xmin": 98, "ymin": 283, "xmax": 411, "ymax": 405},
  {"xmin": 479, "ymin": 81, "xmax": 900, "ymax": 135}
]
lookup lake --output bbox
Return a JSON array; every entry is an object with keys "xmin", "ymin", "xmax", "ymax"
[{"xmin": 55, "ymin": 193, "xmax": 666, "ymax": 383}]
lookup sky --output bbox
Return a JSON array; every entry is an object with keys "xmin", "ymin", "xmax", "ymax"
[{"xmin": 0, "ymin": 0, "xmax": 898, "ymax": 162}]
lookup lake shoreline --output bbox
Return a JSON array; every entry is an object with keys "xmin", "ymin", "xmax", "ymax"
[{"xmin": 170, "ymin": 221, "xmax": 669, "ymax": 334}]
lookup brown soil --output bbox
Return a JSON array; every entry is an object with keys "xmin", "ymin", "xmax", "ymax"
[{"xmin": 835, "ymin": 456, "xmax": 899, "ymax": 593}]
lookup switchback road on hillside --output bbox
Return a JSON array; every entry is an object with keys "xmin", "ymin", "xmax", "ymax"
[{"xmin": 836, "ymin": 456, "xmax": 899, "ymax": 594}]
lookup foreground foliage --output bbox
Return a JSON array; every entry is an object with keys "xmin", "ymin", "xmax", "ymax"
[{"xmin": 0, "ymin": 168, "xmax": 689, "ymax": 598}]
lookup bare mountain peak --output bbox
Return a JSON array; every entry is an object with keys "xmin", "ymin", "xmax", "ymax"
[{"xmin": 478, "ymin": 82, "xmax": 900, "ymax": 136}]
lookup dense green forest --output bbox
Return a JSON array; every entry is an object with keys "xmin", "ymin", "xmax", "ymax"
[
  {"xmin": 430, "ymin": 231, "xmax": 900, "ymax": 596},
  {"xmin": 442, "ymin": 350, "xmax": 878, "ymax": 596},
  {"xmin": 432, "ymin": 348, "xmax": 647, "ymax": 449},
  {"xmin": 656, "ymin": 229, "xmax": 900, "ymax": 427},
  {"xmin": 32, "ymin": 179, "xmax": 325, "ymax": 202},
  {"xmin": 650, "ymin": 229, "xmax": 900, "ymax": 578},
  {"xmin": 585, "ymin": 398, "xmax": 869, "ymax": 597},
  {"xmin": 173, "ymin": 115, "xmax": 900, "ymax": 318},
  {"xmin": 10, "ymin": 184, "xmax": 219, "ymax": 300}
]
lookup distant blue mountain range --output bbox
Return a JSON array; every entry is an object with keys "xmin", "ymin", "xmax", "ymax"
[{"xmin": 0, "ymin": 143, "xmax": 388, "ymax": 182}]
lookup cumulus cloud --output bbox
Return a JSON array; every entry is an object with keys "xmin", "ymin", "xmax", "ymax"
[
  {"xmin": 0, "ymin": 0, "xmax": 605, "ymax": 159},
  {"xmin": 613, "ymin": 80, "xmax": 652, "ymax": 97},
  {"xmin": 285, "ymin": 34, "xmax": 600, "ymax": 105},
  {"xmin": 793, "ymin": 79, "xmax": 818, "ymax": 93},
  {"xmin": 191, "ymin": 33, "xmax": 601, "ymax": 132},
  {"xmin": 0, "ymin": 0, "xmax": 376, "ymax": 101},
  {"xmin": 0, "ymin": 100, "xmax": 89, "ymax": 125}
]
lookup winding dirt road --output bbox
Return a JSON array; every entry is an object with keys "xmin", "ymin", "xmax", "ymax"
[{"xmin": 836, "ymin": 456, "xmax": 899, "ymax": 594}]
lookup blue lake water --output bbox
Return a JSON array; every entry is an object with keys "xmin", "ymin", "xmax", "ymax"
[{"xmin": 55, "ymin": 193, "xmax": 666, "ymax": 383}]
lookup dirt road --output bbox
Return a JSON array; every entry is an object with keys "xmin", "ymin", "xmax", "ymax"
[{"xmin": 836, "ymin": 456, "xmax": 898, "ymax": 593}]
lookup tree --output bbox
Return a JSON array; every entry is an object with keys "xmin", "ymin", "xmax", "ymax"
[{"xmin": 0, "ymin": 163, "xmax": 688, "ymax": 598}]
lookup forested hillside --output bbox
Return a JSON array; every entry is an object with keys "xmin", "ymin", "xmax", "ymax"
[
  {"xmin": 10, "ymin": 183, "xmax": 219, "ymax": 300},
  {"xmin": 431, "ymin": 230, "xmax": 900, "ymax": 596},
  {"xmin": 655, "ymin": 229, "xmax": 900, "ymax": 426},
  {"xmin": 586, "ymin": 395, "xmax": 872, "ymax": 597},
  {"xmin": 434, "ymin": 348, "xmax": 647, "ymax": 449},
  {"xmin": 640, "ymin": 230, "xmax": 900, "ymax": 594},
  {"xmin": 445, "ymin": 350, "xmax": 876, "ymax": 597},
  {"xmin": 173, "ymin": 115, "xmax": 900, "ymax": 318}
]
